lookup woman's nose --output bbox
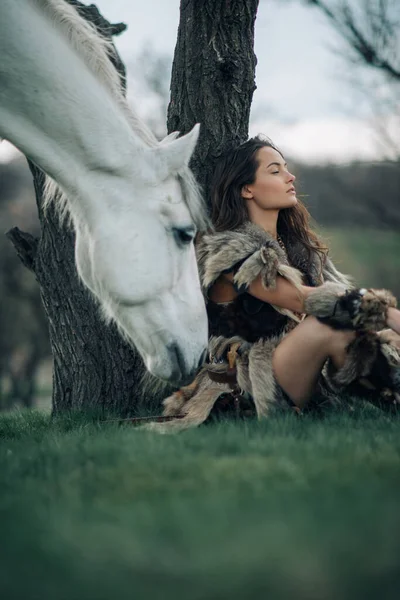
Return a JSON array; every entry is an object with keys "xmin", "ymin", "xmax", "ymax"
[{"xmin": 286, "ymin": 171, "xmax": 296, "ymax": 183}]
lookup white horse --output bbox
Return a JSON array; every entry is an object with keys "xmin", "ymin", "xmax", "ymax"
[{"xmin": 0, "ymin": 0, "xmax": 209, "ymax": 385}]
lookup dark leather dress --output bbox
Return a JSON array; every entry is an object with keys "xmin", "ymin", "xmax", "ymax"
[{"xmin": 207, "ymin": 294, "xmax": 291, "ymax": 342}]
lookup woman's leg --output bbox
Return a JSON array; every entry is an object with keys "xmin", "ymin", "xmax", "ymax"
[{"xmin": 272, "ymin": 316, "xmax": 356, "ymax": 408}]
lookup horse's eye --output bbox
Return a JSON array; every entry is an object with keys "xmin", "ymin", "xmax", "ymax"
[{"xmin": 172, "ymin": 227, "xmax": 195, "ymax": 247}]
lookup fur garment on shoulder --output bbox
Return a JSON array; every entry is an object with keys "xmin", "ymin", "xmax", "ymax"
[
  {"xmin": 197, "ymin": 222, "xmax": 301, "ymax": 289},
  {"xmin": 197, "ymin": 221, "xmax": 352, "ymax": 292}
]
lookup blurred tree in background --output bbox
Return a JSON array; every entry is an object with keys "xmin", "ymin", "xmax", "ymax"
[
  {"xmin": 0, "ymin": 159, "xmax": 50, "ymax": 409},
  {"xmin": 298, "ymin": 0, "xmax": 400, "ymax": 159},
  {"xmin": 303, "ymin": 0, "xmax": 399, "ymax": 81}
]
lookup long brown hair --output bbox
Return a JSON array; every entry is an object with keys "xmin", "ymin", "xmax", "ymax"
[{"xmin": 210, "ymin": 135, "xmax": 328, "ymax": 273}]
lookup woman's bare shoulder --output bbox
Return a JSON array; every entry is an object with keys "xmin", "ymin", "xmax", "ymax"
[{"xmin": 208, "ymin": 273, "xmax": 238, "ymax": 304}]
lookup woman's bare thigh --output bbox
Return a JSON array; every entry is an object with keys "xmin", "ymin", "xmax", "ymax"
[{"xmin": 272, "ymin": 317, "xmax": 355, "ymax": 408}]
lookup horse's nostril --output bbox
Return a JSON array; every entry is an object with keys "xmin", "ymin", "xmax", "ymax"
[
  {"xmin": 166, "ymin": 342, "xmax": 186, "ymax": 382},
  {"xmin": 166, "ymin": 344, "xmax": 208, "ymax": 385},
  {"xmin": 174, "ymin": 344, "xmax": 186, "ymax": 375}
]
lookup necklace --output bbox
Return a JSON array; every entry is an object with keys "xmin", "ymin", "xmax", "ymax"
[{"xmin": 276, "ymin": 234, "xmax": 286, "ymax": 254}]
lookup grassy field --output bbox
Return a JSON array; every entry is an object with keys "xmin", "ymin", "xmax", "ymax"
[
  {"xmin": 1, "ymin": 409, "xmax": 400, "ymax": 600},
  {"xmin": 1, "ymin": 226, "xmax": 399, "ymax": 598}
]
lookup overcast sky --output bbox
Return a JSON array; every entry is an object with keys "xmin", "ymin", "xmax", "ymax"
[{"xmin": 0, "ymin": 0, "xmax": 391, "ymax": 164}]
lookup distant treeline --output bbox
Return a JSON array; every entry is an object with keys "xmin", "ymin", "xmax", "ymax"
[
  {"xmin": 294, "ymin": 160, "xmax": 400, "ymax": 230},
  {"xmin": 1, "ymin": 156, "xmax": 399, "ymax": 230}
]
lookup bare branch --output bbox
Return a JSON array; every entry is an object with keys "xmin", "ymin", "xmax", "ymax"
[
  {"xmin": 6, "ymin": 227, "xmax": 39, "ymax": 273},
  {"xmin": 305, "ymin": 0, "xmax": 400, "ymax": 80}
]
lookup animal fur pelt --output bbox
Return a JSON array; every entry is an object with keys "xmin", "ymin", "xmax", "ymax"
[
  {"xmin": 324, "ymin": 331, "xmax": 400, "ymax": 408},
  {"xmin": 305, "ymin": 284, "xmax": 397, "ymax": 331},
  {"xmin": 141, "ymin": 333, "xmax": 295, "ymax": 433}
]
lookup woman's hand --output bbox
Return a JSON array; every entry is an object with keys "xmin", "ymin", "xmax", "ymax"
[
  {"xmin": 387, "ymin": 307, "xmax": 400, "ymax": 336},
  {"xmin": 378, "ymin": 327, "xmax": 400, "ymax": 350}
]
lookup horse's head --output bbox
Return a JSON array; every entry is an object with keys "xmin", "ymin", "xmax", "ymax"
[
  {"xmin": 76, "ymin": 125, "xmax": 209, "ymax": 385},
  {"xmin": 0, "ymin": 0, "xmax": 208, "ymax": 386}
]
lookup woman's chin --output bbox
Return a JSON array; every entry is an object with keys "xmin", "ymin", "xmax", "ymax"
[{"xmin": 283, "ymin": 195, "xmax": 298, "ymax": 208}]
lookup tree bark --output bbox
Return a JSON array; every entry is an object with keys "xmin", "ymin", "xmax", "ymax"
[{"xmin": 168, "ymin": 0, "xmax": 259, "ymax": 197}]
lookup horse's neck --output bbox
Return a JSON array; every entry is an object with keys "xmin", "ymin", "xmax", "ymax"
[{"xmin": 0, "ymin": 0, "xmax": 145, "ymax": 223}]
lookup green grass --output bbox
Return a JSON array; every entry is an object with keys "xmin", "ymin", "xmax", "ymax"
[
  {"xmin": 1, "ymin": 409, "xmax": 400, "ymax": 599},
  {"xmin": 1, "ymin": 226, "xmax": 399, "ymax": 598}
]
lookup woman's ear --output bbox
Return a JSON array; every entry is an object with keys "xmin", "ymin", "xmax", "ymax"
[{"xmin": 241, "ymin": 185, "xmax": 253, "ymax": 199}]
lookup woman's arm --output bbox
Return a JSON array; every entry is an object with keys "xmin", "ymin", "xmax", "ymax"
[
  {"xmin": 211, "ymin": 272, "xmax": 400, "ymax": 336},
  {"xmin": 210, "ymin": 272, "xmax": 313, "ymax": 313},
  {"xmin": 248, "ymin": 275, "xmax": 313, "ymax": 313}
]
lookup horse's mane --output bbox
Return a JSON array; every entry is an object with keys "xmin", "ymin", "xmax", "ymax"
[{"xmin": 36, "ymin": 0, "xmax": 208, "ymax": 231}]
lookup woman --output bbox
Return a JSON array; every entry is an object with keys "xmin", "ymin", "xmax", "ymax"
[{"xmin": 147, "ymin": 136, "xmax": 400, "ymax": 432}]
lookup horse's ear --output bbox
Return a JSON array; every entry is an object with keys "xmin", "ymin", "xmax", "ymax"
[
  {"xmin": 153, "ymin": 124, "xmax": 200, "ymax": 178},
  {"xmin": 159, "ymin": 131, "xmax": 180, "ymax": 145}
]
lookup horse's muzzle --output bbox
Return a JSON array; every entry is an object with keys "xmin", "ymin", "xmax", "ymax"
[{"xmin": 167, "ymin": 343, "xmax": 208, "ymax": 386}]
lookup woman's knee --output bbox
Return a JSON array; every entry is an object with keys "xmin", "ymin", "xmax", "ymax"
[
  {"xmin": 303, "ymin": 316, "xmax": 356, "ymax": 354},
  {"xmin": 329, "ymin": 328, "xmax": 356, "ymax": 352},
  {"xmin": 302, "ymin": 315, "xmax": 338, "ymax": 341}
]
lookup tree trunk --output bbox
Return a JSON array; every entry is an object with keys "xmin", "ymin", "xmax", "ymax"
[
  {"xmin": 9, "ymin": 0, "xmax": 259, "ymax": 416},
  {"xmin": 168, "ymin": 0, "xmax": 259, "ymax": 197}
]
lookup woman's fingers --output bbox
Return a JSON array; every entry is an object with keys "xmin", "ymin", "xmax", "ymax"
[
  {"xmin": 387, "ymin": 307, "xmax": 400, "ymax": 336},
  {"xmin": 379, "ymin": 328, "xmax": 400, "ymax": 350}
]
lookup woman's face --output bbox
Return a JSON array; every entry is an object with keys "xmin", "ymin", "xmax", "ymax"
[{"xmin": 241, "ymin": 146, "xmax": 297, "ymax": 210}]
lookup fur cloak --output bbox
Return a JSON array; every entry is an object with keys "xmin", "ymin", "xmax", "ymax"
[{"xmin": 143, "ymin": 223, "xmax": 399, "ymax": 433}]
